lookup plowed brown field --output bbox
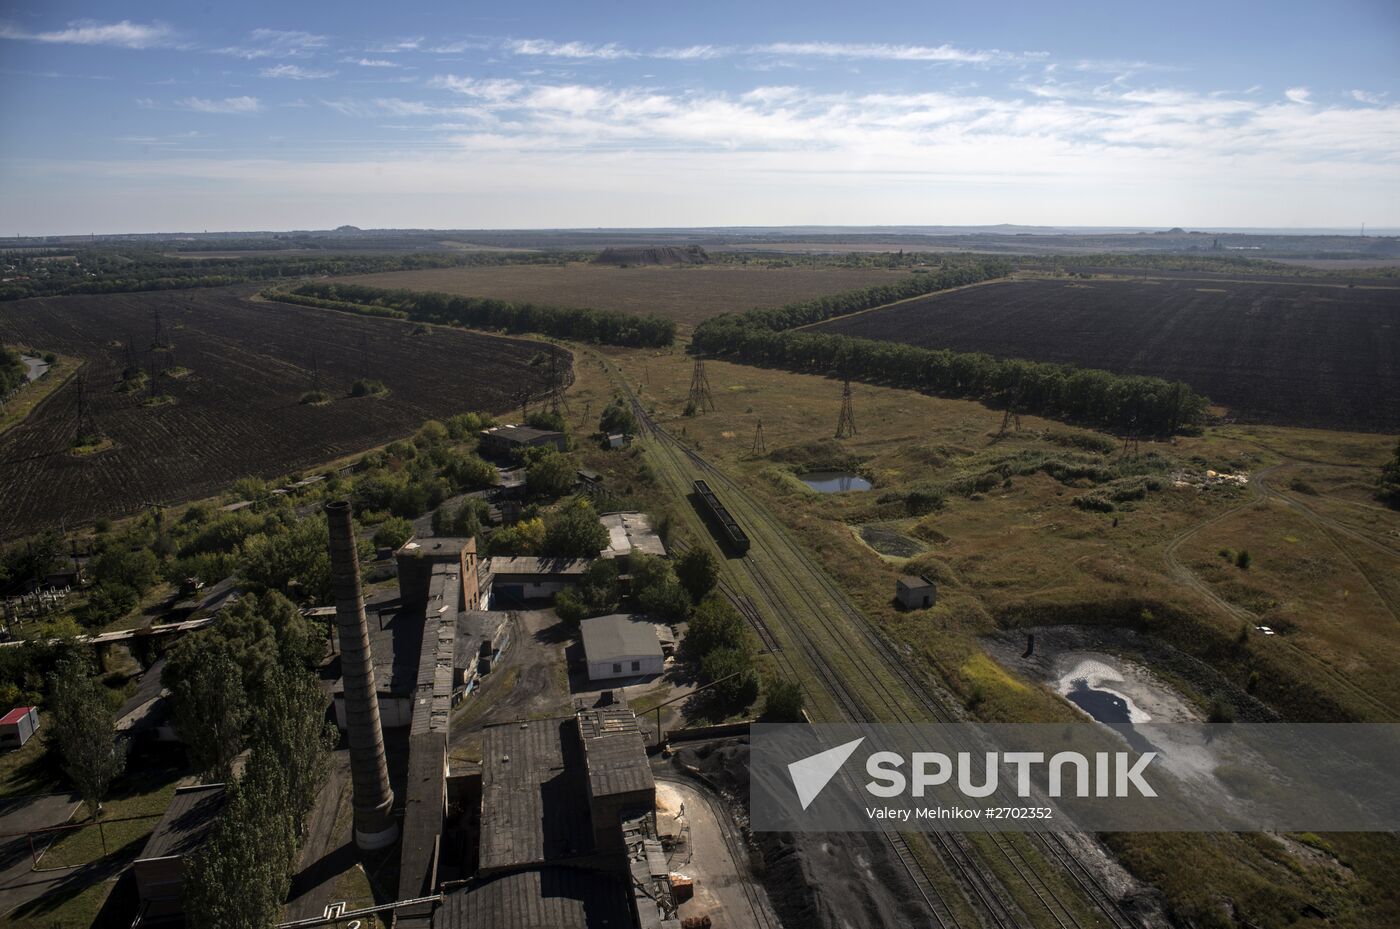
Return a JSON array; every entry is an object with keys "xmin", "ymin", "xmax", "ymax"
[
  {"xmin": 0, "ymin": 287, "xmax": 553, "ymax": 537},
  {"xmin": 810, "ymin": 276, "xmax": 1400, "ymax": 431}
]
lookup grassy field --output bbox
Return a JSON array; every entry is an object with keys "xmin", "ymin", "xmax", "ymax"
[
  {"xmin": 333, "ymin": 262, "xmax": 913, "ymax": 332},
  {"xmin": 0, "ymin": 351, "xmax": 80, "ymax": 436}
]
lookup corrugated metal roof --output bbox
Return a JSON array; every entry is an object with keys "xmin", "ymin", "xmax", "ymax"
[
  {"xmin": 433, "ymin": 867, "xmax": 630, "ymax": 929},
  {"xmin": 486, "ymin": 557, "xmax": 592, "ymax": 577},
  {"xmin": 577, "ymin": 706, "xmax": 654, "ymax": 800},
  {"xmin": 0, "ymin": 707, "xmax": 35, "ymax": 726},
  {"xmin": 136, "ymin": 784, "xmax": 225, "ymax": 860},
  {"xmin": 479, "ymin": 718, "xmax": 593, "ymax": 871}
]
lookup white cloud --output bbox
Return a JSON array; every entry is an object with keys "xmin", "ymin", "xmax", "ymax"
[
  {"xmin": 507, "ymin": 38, "xmax": 632, "ymax": 60},
  {"xmin": 1351, "ymin": 89, "xmax": 1387, "ymax": 105},
  {"xmin": 1285, "ymin": 86, "xmax": 1311, "ymax": 104},
  {"xmin": 175, "ymin": 96, "xmax": 263, "ymax": 114},
  {"xmin": 366, "ymin": 37, "xmax": 422, "ymax": 53},
  {"xmin": 344, "ymin": 57, "xmax": 400, "ymax": 68},
  {"xmin": 752, "ymin": 41, "xmax": 1017, "ymax": 64},
  {"xmin": 217, "ymin": 29, "xmax": 326, "ymax": 60},
  {"xmin": 0, "ymin": 19, "xmax": 175, "ymax": 49},
  {"xmin": 428, "ymin": 75, "xmax": 524, "ymax": 101},
  {"xmin": 261, "ymin": 64, "xmax": 336, "ymax": 80}
]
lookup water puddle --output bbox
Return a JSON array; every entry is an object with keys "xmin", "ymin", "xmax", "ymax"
[
  {"xmin": 800, "ymin": 471, "xmax": 872, "ymax": 493},
  {"xmin": 1057, "ymin": 658, "xmax": 1152, "ymax": 724}
]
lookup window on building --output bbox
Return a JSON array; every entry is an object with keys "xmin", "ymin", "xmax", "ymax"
[
  {"xmin": 631, "ymin": 661, "xmax": 641, "ymax": 672},
  {"xmin": 613, "ymin": 663, "xmax": 622, "ymax": 674}
]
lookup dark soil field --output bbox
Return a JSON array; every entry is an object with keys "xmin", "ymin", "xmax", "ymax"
[
  {"xmin": 810, "ymin": 276, "xmax": 1400, "ymax": 431},
  {"xmin": 334, "ymin": 263, "xmax": 912, "ymax": 331},
  {"xmin": 0, "ymin": 287, "xmax": 553, "ymax": 537}
]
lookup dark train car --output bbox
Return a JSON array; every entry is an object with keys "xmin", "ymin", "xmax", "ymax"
[{"xmin": 692, "ymin": 479, "xmax": 751, "ymax": 555}]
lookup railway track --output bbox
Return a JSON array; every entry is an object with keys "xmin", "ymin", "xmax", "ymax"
[{"xmin": 617, "ymin": 369, "xmax": 1141, "ymax": 929}]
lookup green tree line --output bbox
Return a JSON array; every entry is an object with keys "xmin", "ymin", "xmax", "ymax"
[
  {"xmin": 690, "ymin": 265, "xmax": 1206, "ymax": 435},
  {"xmin": 0, "ymin": 249, "xmax": 561, "ymax": 301},
  {"xmin": 281, "ymin": 281, "xmax": 676, "ymax": 348}
]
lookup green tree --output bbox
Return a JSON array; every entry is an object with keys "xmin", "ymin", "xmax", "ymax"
[
  {"xmin": 1236, "ymin": 550, "xmax": 1252, "ymax": 570},
  {"xmin": 554, "ymin": 559, "xmax": 621, "ymax": 625},
  {"xmin": 240, "ymin": 516, "xmax": 333, "ymax": 602},
  {"xmin": 1379, "ymin": 439, "xmax": 1400, "ymax": 509},
  {"xmin": 598, "ymin": 398, "xmax": 636, "ymax": 437},
  {"xmin": 183, "ymin": 748, "xmax": 295, "ymax": 929},
  {"xmin": 675, "ymin": 547, "xmax": 719, "ymax": 604},
  {"xmin": 373, "ymin": 516, "xmax": 414, "ymax": 550},
  {"xmin": 685, "ymin": 594, "xmax": 749, "ymax": 657},
  {"xmin": 250, "ymin": 667, "xmax": 334, "ymax": 836},
  {"xmin": 165, "ymin": 636, "xmax": 250, "ymax": 782},
  {"xmin": 526, "ymin": 450, "xmax": 576, "ymax": 499},
  {"xmin": 542, "ymin": 498, "xmax": 608, "ymax": 557},
  {"xmin": 484, "ymin": 516, "xmax": 545, "ymax": 556},
  {"xmin": 525, "ymin": 409, "xmax": 566, "ymax": 432},
  {"xmin": 700, "ymin": 647, "xmax": 759, "ymax": 716},
  {"xmin": 763, "ymin": 677, "xmax": 805, "ymax": 722},
  {"xmin": 47, "ymin": 658, "xmax": 127, "ymax": 819}
]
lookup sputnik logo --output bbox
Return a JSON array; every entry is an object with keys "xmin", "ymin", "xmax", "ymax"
[{"xmin": 788, "ymin": 737, "xmax": 864, "ymax": 810}]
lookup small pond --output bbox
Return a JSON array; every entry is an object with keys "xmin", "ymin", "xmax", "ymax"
[
  {"xmin": 801, "ymin": 471, "xmax": 872, "ymax": 493},
  {"xmin": 1066, "ymin": 680, "xmax": 1134, "ymax": 724},
  {"xmin": 1057, "ymin": 658, "xmax": 1151, "ymax": 725}
]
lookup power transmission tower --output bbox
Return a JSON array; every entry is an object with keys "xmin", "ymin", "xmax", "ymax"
[
  {"xmin": 517, "ymin": 386, "xmax": 532, "ymax": 421},
  {"xmin": 998, "ymin": 387, "xmax": 1022, "ymax": 436},
  {"xmin": 74, "ymin": 374, "xmax": 95, "ymax": 442},
  {"xmin": 1120, "ymin": 415, "xmax": 1141, "ymax": 460},
  {"xmin": 834, "ymin": 378, "xmax": 857, "ymax": 439},
  {"xmin": 310, "ymin": 352, "xmax": 322, "ymax": 392},
  {"xmin": 152, "ymin": 306, "xmax": 168, "ymax": 350},
  {"xmin": 688, "ymin": 357, "xmax": 714, "ymax": 414},
  {"xmin": 752, "ymin": 420, "xmax": 766, "ymax": 453},
  {"xmin": 546, "ymin": 352, "xmax": 571, "ymax": 416}
]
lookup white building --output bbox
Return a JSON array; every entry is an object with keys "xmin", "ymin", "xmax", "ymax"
[{"xmin": 580, "ymin": 614, "xmax": 665, "ymax": 682}]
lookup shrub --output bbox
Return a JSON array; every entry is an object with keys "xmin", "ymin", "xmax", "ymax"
[
  {"xmin": 1236, "ymin": 550, "xmax": 1252, "ymax": 570},
  {"xmin": 763, "ymin": 678, "xmax": 805, "ymax": 722},
  {"xmin": 372, "ymin": 517, "xmax": 414, "ymax": 550},
  {"xmin": 349, "ymin": 378, "xmax": 388, "ymax": 398}
]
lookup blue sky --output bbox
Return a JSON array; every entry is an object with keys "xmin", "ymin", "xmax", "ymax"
[{"xmin": 1, "ymin": 0, "xmax": 1398, "ymax": 234}]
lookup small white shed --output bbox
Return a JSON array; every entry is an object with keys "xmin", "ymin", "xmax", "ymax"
[
  {"xmin": 581, "ymin": 614, "xmax": 665, "ymax": 681},
  {"xmin": 0, "ymin": 706, "xmax": 39, "ymax": 750}
]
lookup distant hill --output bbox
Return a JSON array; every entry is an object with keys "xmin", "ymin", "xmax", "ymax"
[{"xmin": 593, "ymin": 245, "xmax": 708, "ymax": 266}]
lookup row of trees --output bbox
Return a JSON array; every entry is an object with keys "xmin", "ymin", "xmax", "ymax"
[
  {"xmin": 0, "ymin": 248, "xmax": 558, "ymax": 302},
  {"xmin": 283, "ymin": 281, "xmax": 676, "ymax": 348},
  {"xmin": 0, "ymin": 344, "xmax": 27, "ymax": 395},
  {"xmin": 690, "ymin": 319, "xmax": 1206, "ymax": 435},
  {"xmin": 740, "ymin": 259, "xmax": 1011, "ymax": 331},
  {"xmin": 165, "ymin": 592, "xmax": 334, "ymax": 929}
]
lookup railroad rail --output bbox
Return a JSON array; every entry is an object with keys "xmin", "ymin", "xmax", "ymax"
[{"xmin": 616, "ymin": 363, "xmax": 1142, "ymax": 929}]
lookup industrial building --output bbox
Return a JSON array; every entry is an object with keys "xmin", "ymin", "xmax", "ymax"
[
  {"xmin": 895, "ymin": 574, "xmax": 937, "ymax": 610},
  {"xmin": 599, "ymin": 511, "xmax": 667, "ymax": 568},
  {"xmin": 478, "ymin": 424, "xmax": 567, "ymax": 458},
  {"xmin": 438, "ymin": 701, "xmax": 677, "ymax": 928},
  {"xmin": 580, "ymin": 614, "xmax": 665, "ymax": 682},
  {"xmin": 131, "ymin": 783, "xmax": 226, "ymax": 923},
  {"xmin": 483, "ymin": 556, "xmax": 591, "ymax": 603}
]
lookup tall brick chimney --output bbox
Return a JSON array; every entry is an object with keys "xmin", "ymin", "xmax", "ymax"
[{"xmin": 324, "ymin": 500, "xmax": 398, "ymax": 850}]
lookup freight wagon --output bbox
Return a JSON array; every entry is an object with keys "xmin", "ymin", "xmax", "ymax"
[{"xmin": 692, "ymin": 480, "xmax": 750, "ymax": 555}]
